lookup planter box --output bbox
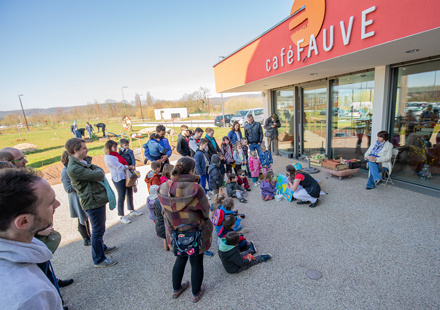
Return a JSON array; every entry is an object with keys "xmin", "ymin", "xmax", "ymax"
[{"xmin": 324, "ymin": 168, "xmax": 359, "ymax": 179}]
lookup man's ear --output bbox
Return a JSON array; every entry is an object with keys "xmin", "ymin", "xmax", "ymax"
[{"xmin": 14, "ymin": 214, "xmax": 32, "ymax": 230}]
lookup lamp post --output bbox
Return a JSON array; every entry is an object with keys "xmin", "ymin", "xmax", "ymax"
[
  {"xmin": 121, "ymin": 86, "xmax": 128, "ymax": 116},
  {"xmin": 18, "ymin": 94, "xmax": 30, "ymax": 132}
]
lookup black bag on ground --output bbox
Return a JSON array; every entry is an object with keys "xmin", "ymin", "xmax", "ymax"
[{"xmin": 170, "ymin": 224, "xmax": 201, "ymax": 256}]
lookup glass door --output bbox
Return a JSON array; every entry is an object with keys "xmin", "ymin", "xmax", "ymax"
[{"xmin": 300, "ymin": 84, "xmax": 328, "ymax": 156}]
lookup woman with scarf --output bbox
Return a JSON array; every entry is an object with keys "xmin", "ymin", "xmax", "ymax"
[
  {"xmin": 104, "ymin": 140, "xmax": 143, "ymax": 224},
  {"xmin": 364, "ymin": 131, "xmax": 393, "ymax": 190},
  {"xmin": 157, "ymin": 157, "xmax": 213, "ymax": 302}
]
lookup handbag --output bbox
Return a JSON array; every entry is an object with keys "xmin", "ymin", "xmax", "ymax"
[
  {"xmin": 170, "ymin": 224, "xmax": 202, "ymax": 256},
  {"xmin": 126, "ymin": 169, "xmax": 139, "ymax": 187}
]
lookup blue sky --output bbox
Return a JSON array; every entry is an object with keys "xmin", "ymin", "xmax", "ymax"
[{"xmin": 0, "ymin": 0, "xmax": 294, "ymax": 111}]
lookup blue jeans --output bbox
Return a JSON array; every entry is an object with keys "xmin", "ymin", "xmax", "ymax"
[
  {"xmin": 88, "ymin": 130, "xmax": 93, "ymax": 138},
  {"xmin": 366, "ymin": 162, "xmax": 388, "ymax": 189},
  {"xmin": 113, "ymin": 179, "xmax": 134, "ymax": 216},
  {"xmin": 74, "ymin": 130, "xmax": 82, "ymax": 138},
  {"xmin": 200, "ymin": 173, "xmax": 212, "ymax": 193},
  {"xmin": 86, "ymin": 205, "xmax": 108, "ymax": 264},
  {"xmin": 249, "ymin": 143, "xmax": 261, "ymax": 158}
]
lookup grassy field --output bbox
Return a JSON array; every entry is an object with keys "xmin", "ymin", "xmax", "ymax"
[{"xmin": 0, "ymin": 121, "xmax": 231, "ymax": 171}]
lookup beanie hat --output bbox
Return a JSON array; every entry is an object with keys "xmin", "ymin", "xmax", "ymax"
[
  {"xmin": 212, "ymin": 154, "xmax": 221, "ymax": 165},
  {"xmin": 271, "ymin": 114, "xmax": 279, "ymax": 120}
]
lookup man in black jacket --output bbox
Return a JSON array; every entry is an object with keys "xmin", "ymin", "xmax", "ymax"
[
  {"xmin": 263, "ymin": 114, "xmax": 281, "ymax": 156},
  {"xmin": 244, "ymin": 114, "xmax": 264, "ymax": 158},
  {"xmin": 218, "ymin": 232, "xmax": 271, "ymax": 274},
  {"xmin": 176, "ymin": 125, "xmax": 191, "ymax": 157}
]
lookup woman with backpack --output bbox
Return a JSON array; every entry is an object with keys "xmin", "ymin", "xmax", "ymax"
[{"xmin": 157, "ymin": 157, "xmax": 213, "ymax": 303}]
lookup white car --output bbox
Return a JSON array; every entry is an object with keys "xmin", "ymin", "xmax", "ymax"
[{"xmin": 230, "ymin": 108, "xmax": 264, "ymax": 127}]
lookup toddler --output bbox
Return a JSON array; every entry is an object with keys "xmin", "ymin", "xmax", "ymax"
[
  {"xmin": 211, "ymin": 192, "xmax": 227, "ymax": 212},
  {"xmin": 118, "ymin": 138, "xmax": 136, "ymax": 167},
  {"xmin": 259, "ymin": 144, "xmax": 273, "ymax": 175},
  {"xmin": 249, "ymin": 150, "xmax": 262, "ymax": 186},
  {"xmin": 145, "ymin": 161, "xmax": 161, "ymax": 191},
  {"xmin": 237, "ymin": 169, "xmax": 251, "ymax": 191},
  {"xmin": 146, "ymin": 185, "xmax": 159, "ymax": 222},
  {"xmin": 221, "ymin": 136, "xmax": 235, "ymax": 174},
  {"xmin": 219, "ymin": 231, "xmax": 272, "ymax": 274},
  {"xmin": 208, "ymin": 154, "xmax": 224, "ymax": 195},
  {"xmin": 225, "ymin": 174, "xmax": 248, "ymax": 203},
  {"xmin": 160, "ymin": 164, "xmax": 174, "ymax": 184},
  {"xmin": 152, "ymin": 195, "xmax": 169, "ymax": 251},
  {"xmin": 260, "ymin": 170, "xmax": 276, "ymax": 201},
  {"xmin": 146, "ymin": 133, "xmax": 169, "ymax": 161},
  {"xmin": 218, "ymin": 215, "xmax": 255, "ymax": 252},
  {"xmin": 241, "ymin": 138, "xmax": 251, "ymax": 177},
  {"xmin": 233, "ymin": 143, "xmax": 248, "ymax": 174},
  {"xmin": 215, "ymin": 197, "xmax": 244, "ymax": 235}
]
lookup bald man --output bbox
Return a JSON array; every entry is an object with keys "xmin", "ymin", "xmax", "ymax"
[{"xmin": 0, "ymin": 147, "xmax": 28, "ymax": 168}]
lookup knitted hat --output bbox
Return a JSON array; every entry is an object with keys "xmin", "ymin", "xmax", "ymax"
[
  {"xmin": 212, "ymin": 154, "xmax": 221, "ymax": 165},
  {"xmin": 148, "ymin": 185, "xmax": 159, "ymax": 200}
]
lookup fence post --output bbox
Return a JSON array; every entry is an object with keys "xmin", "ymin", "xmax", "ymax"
[{"xmin": 139, "ymin": 139, "xmax": 145, "ymax": 163}]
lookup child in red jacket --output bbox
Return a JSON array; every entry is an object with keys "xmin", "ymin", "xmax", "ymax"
[
  {"xmin": 145, "ymin": 161, "xmax": 161, "ymax": 191},
  {"xmin": 237, "ymin": 169, "xmax": 251, "ymax": 191}
]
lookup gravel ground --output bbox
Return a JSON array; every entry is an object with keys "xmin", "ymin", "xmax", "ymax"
[{"xmin": 51, "ymin": 155, "xmax": 440, "ymax": 309}]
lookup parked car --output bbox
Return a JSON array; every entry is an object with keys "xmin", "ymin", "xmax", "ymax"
[
  {"xmin": 346, "ymin": 108, "xmax": 361, "ymax": 118},
  {"xmin": 214, "ymin": 114, "xmax": 233, "ymax": 127},
  {"xmin": 230, "ymin": 108, "xmax": 264, "ymax": 126}
]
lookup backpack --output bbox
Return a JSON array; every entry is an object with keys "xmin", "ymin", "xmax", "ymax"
[{"xmin": 212, "ymin": 208, "xmax": 225, "ymax": 226}]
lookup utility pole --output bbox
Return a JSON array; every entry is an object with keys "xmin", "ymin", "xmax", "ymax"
[{"xmin": 18, "ymin": 94, "xmax": 30, "ymax": 132}]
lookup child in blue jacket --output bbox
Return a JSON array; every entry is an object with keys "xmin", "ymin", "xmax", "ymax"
[
  {"xmin": 194, "ymin": 139, "xmax": 211, "ymax": 194},
  {"xmin": 260, "ymin": 144, "xmax": 273, "ymax": 176},
  {"xmin": 215, "ymin": 197, "xmax": 244, "ymax": 235},
  {"xmin": 145, "ymin": 133, "xmax": 167, "ymax": 161}
]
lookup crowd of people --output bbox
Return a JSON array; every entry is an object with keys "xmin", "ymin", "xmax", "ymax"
[
  {"xmin": 70, "ymin": 121, "xmax": 106, "ymax": 139},
  {"xmin": 0, "ymin": 110, "xmax": 396, "ymax": 307}
]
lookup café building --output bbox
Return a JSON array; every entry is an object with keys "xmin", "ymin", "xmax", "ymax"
[{"xmin": 214, "ymin": 0, "xmax": 440, "ymax": 190}]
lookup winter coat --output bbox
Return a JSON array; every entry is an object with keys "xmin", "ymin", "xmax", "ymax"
[
  {"xmin": 208, "ymin": 163, "xmax": 223, "ymax": 190},
  {"xmin": 227, "ymin": 130, "xmax": 242, "ymax": 145},
  {"xmin": 260, "ymin": 180, "xmax": 276, "ymax": 198},
  {"xmin": 61, "ymin": 166, "xmax": 88, "ymax": 225},
  {"xmin": 218, "ymin": 238, "xmax": 250, "ymax": 274},
  {"xmin": 153, "ymin": 199, "xmax": 166, "ymax": 239},
  {"xmin": 226, "ymin": 181, "xmax": 244, "ymax": 197},
  {"xmin": 260, "ymin": 150, "xmax": 273, "ymax": 167},
  {"xmin": 176, "ymin": 133, "xmax": 191, "ymax": 157},
  {"xmin": 189, "ymin": 136, "xmax": 199, "ymax": 157},
  {"xmin": 147, "ymin": 197, "xmax": 157, "ymax": 221},
  {"xmin": 157, "ymin": 174, "xmax": 213, "ymax": 254},
  {"xmin": 233, "ymin": 149, "xmax": 247, "ymax": 166},
  {"xmin": 264, "ymin": 117, "xmax": 281, "ymax": 138},
  {"xmin": 237, "ymin": 176, "xmax": 250, "ymax": 189},
  {"xmin": 194, "ymin": 149, "xmax": 208, "ymax": 176},
  {"xmin": 146, "ymin": 139, "xmax": 164, "ymax": 160},
  {"xmin": 143, "ymin": 136, "xmax": 172, "ymax": 162},
  {"xmin": 119, "ymin": 147, "xmax": 135, "ymax": 166},
  {"xmin": 0, "ymin": 237, "xmax": 63, "ymax": 309},
  {"xmin": 364, "ymin": 140, "xmax": 393, "ymax": 171},
  {"xmin": 244, "ymin": 121, "xmax": 263, "ymax": 144},
  {"xmin": 67, "ymin": 155, "xmax": 108, "ymax": 211},
  {"xmin": 249, "ymin": 157, "xmax": 261, "ymax": 178},
  {"xmin": 145, "ymin": 170, "xmax": 161, "ymax": 191},
  {"xmin": 221, "ymin": 144, "xmax": 234, "ymax": 164},
  {"xmin": 205, "ymin": 134, "xmax": 221, "ymax": 161}
]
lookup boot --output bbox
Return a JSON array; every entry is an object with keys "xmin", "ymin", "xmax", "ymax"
[{"xmin": 83, "ymin": 238, "xmax": 91, "ymax": 246}]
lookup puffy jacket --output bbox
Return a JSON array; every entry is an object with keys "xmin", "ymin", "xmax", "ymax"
[
  {"xmin": 233, "ymin": 149, "xmax": 246, "ymax": 165},
  {"xmin": 227, "ymin": 130, "xmax": 242, "ymax": 145},
  {"xmin": 194, "ymin": 149, "xmax": 208, "ymax": 175},
  {"xmin": 145, "ymin": 170, "xmax": 161, "ymax": 191},
  {"xmin": 226, "ymin": 181, "xmax": 244, "ymax": 197},
  {"xmin": 153, "ymin": 199, "xmax": 166, "ymax": 239},
  {"xmin": 218, "ymin": 238, "xmax": 250, "ymax": 274},
  {"xmin": 67, "ymin": 155, "xmax": 108, "ymax": 211},
  {"xmin": 244, "ymin": 121, "xmax": 263, "ymax": 144},
  {"xmin": 176, "ymin": 134, "xmax": 191, "ymax": 157},
  {"xmin": 208, "ymin": 163, "xmax": 223, "ymax": 189},
  {"xmin": 260, "ymin": 180, "xmax": 276, "ymax": 197},
  {"xmin": 264, "ymin": 117, "xmax": 281, "ymax": 138},
  {"xmin": 146, "ymin": 139, "xmax": 164, "ymax": 160},
  {"xmin": 143, "ymin": 136, "xmax": 172, "ymax": 162},
  {"xmin": 260, "ymin": 150, "xmax": 273, "ymax": 167}
]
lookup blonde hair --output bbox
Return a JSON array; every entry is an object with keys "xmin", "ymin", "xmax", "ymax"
[
  {"xmin": 250, "ymin": 150, "xmax": 258, "ymax": 158},
  {"xmin": 205, "ymin": 127, "xmax": 214, "ymax": 134},
  {"xmin": 234, "ymin": 143, "xmax": 243, "ymax": 152},
  {"xmin": 162, "ymin": 164, "xmax": 174, "ymax": 179},
  {"xmin": 264, "ymin": 170, "xmax": 274, "ymax": 182},
  {"xmin": 213, "ymin": 193, "xmax": 227, "ymax": 211},
  {"xmin": 104, "ymin": 140, "xmax": 117, "ymax": 155},
  {"xmin": 260, "ymin": 144, "xmax": 267, "ymax": 151}
]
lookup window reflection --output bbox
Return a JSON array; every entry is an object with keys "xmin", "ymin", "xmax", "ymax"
[
  {"xmin": 274, "ymin": 89, "xmax": 295, "ymax": 153},
  {"xmin": 302, "ymin": 86, "xmax": 327, "ymax": 156}
]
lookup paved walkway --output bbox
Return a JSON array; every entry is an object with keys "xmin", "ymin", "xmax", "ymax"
[{"xmin": 51, "ymin": 156, "xmax": 440, "ymax": 309}]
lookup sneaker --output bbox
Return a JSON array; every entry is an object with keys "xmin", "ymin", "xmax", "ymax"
[
  {"xmin": 120, "ymin": 216, "xmax": 132, "ymax": 224},
  {"xmin": 83, "ymin": 238, "xmax": 91, "ymax": 246},
  {"xmin": 239, "ymin": 198, "xmax": 247, "ymax": 203},
  {"xmin": 204, "ymin": 251, "xmax": 214, "ymax": 257},
  {"xmin": 261, "ymin": 253, "xmax": 272, "ymax": 262},
  {"xmin": 309, "ymin": 199, "xmax": 319, "ymax": 208},
  {"xmin": 104, "ymin": 246, "xmax": 117, "ymax": 254},
  {"xmin": 94, "ymin": 258, "xmax": 118, "ymax": 268},
  {"xmin": 130, "ymin": 210, "xmax": 143, "ymax": 216},
  {"xmin": 254, "ymin": 183, "xmax": 259, "ymax": 187},
  {"xmin": 248, "ymin": 241, "xmax": 257, "ymax": 254},
  {"xmin": 245, "ymin": 188, "xmax": 251, "ymax": 191},
  {"xmin": 236, "ymin": 228, "xmax": 249, "ymax": 234}
]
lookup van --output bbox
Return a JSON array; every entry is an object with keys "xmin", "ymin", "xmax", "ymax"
[{"xmin": 230, "ymin": 108, "xmax": 264, "ymax": 127}]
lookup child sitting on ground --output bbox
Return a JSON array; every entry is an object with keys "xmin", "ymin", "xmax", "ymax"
[
  {"xmin": 211, "ymin": 192, "xmax": 227, "ymax": 212},
  {"xmin": 219, "ymin": 231, "xmax": 272, "ymax": 274},
  {"xmin": 259, "ymin": 144, "xmax": 273, "ymax": 175},
  {"xmin": 152, "ymin": 192, "xmax": 169, "ymax": 251},
  {"xmin": 214, "ymin": 197, "xmax": 244, "ymax": 235},
  {"xmin": 249, "ymin": 150, "xmax": 262, "ymax": 186},
  {"xmin": 218, "ymin": 215, "xmax": 255, "ymax": 252},
  {"xmin": 236, "ymin": 169, "xmax": 251, "ymax": 191},
  {"xmin": 260, "ymin": 170, "xmax": 276, "ymax": 201},
  {"xmin": 160, "ymin": 164, "xmax": 174, "ymax": 184},
  {"xmin": 226, "ymin": 174, "xmax": 248, "ymax": 203},
  {"xmin": 145, "ymin": 161, "xmax": 161, "ymax": 191}
]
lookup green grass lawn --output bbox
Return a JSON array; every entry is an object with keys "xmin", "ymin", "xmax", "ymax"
[{"xmin": 0, "ymin": 121, "xmax": 232, "ymax": 171}]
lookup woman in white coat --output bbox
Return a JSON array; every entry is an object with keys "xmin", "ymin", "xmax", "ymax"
[{"xmin": 364, "ymin": 131, "xmax": 393, "ymax": 189}]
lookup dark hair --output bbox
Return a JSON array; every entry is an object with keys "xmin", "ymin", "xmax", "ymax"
[
  {"xmin": 237, "ymin": 169, "xmax": 245, "ymax": 176},
  {"xmin": 188, "ymin": 129, "xmax": 194, "ymax": 135},
  {"xmin": 61, "ymin": 151, "xmax": 69, "ymax": 166},
  {"xmin": 199, "ymin": 138, "xmax": 208, "ymax": 145},
  {"xmin": 223, "ymin": 197, "xmax": 234, "ymax": 211},
  {"xmin": 120, "ymin": 138, "xmax": 129, "ymax": 145},
  {"xmin": 171, "ymin": 157, "xmax": 196, "ymax": 177},
  {"xmin": 225, "ymin": 231, "xmax": 239, "ymax": 246},
  {"xmin": 65, "ymin": 138, "xmax": 86, "ymax": 155},
  {"xmin": 286, "ymin": 165, "xmax": 297, "ymax": 181},
  {"xmin": 0, "ymin": 151, "xmax": 13, "ymax": 162},
  {"xmin": 150, "ymin": 133, "xmax": 159, "ymax": 139},
  {"xmin": 195, "ymin": 127, "xmax": 204, "ymax": 134},
  {"xmin": 0, "ymin": 169, "xmax": 41, "ymax": 231},
  {"xmin": 231, "ymin": 121, "xmax": 240, "ymax": 132},
  {"xmin": 222, "ymin": 215, "xmax": 236, "ymax": 230},
  {"xmin": 377, "ymin": 130, "xmax": 389, "ymax": 141},
  {"xmin": 222, "ymin": 136, "xmax": 230, "ymax": 144},
  {"xmin": 228, "ymin": 174, "xmax": 237, "ymax": 181},
  {"xmin": 156, "ymin": 124, "xmax": 166, "ymax": 133},
  {"xmin": 104, "ymin": 140, "xmax": 117, "ymax": 155},
  {"xmin": 151, "ymin": 161, "xmax": 161, "ymax": 171}
]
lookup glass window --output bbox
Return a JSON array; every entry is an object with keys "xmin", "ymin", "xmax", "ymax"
[
  {"xmin": 273, "ymin": 88, "xmax": 295, "ymax": 153},
  {"xmin": 331, "ymin": 72, "xmax": 375, "ymax": 161},
  {"xmin": 302, "ymin": 85, "xmax": 327, "ymax": 156},
  {"xmin": 391, "ymin": 61, "xmax": 440, "ymax": 189},
  {"xmin": 254, "ymin": 109, "xmax": 264, "ymax": 116}
]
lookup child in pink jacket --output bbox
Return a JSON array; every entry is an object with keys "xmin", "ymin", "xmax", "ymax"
[{"xmin": 249, "ymin": 150, "xmax": 262, "ymax": 186}]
